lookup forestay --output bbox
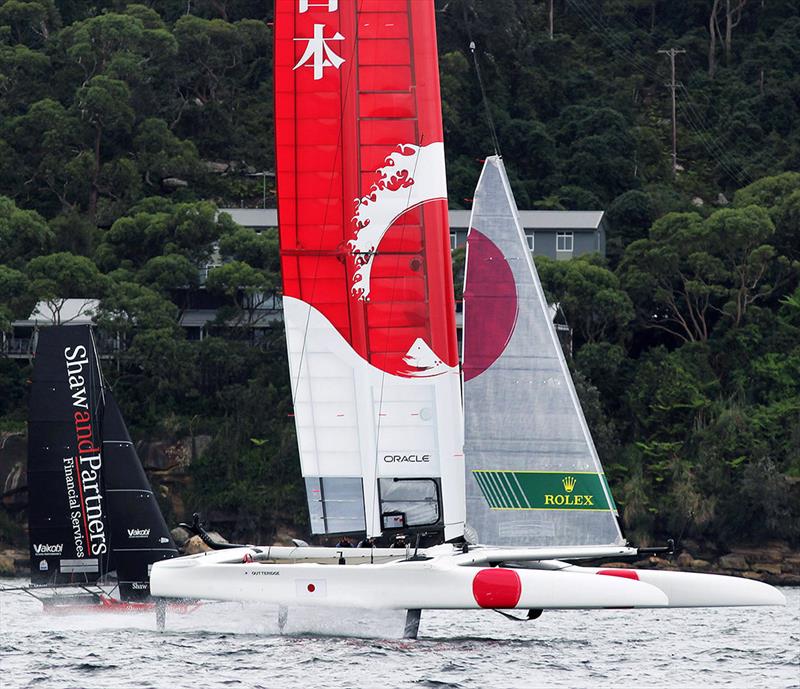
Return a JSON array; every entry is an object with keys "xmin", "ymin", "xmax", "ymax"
[
  {"xmin": 274, "ymin": 0, "xmax": 463, "ymax": 539},
  {"xmin": 462, "ymin": 156, "xmax": 624, "ymax": 547}
]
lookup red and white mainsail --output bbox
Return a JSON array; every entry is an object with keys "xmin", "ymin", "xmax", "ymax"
[{"xmin": 275, "ymin": 0, "xmax": 463, "ymax": 539}]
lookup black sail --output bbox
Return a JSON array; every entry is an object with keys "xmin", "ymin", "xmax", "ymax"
[
  {"xmin": 28, "ymin": 326, "xmax": 109, "ymax": 584},
  {"xmin": 102, "ymin": 390, "xmax": 179, "ymax": 600}
]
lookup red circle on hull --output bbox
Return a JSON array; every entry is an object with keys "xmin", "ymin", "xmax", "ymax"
[
  {"xmin": 472, "ymin": 568, "xmax": 522, "ymax": 609},
  {"xmin": 597, "ymin": 569, "xmax": 640, "ymax": 580}
]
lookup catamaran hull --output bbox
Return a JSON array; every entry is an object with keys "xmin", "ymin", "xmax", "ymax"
[
  {"xmin": 151, "ymin": 546, "xmax": 785, "ymax": 612},
  {"xmin": 563, "ymin": 565, "xmax": 786, "ymax": 607},
  {"xmin": 42, "ymin": 596, "xmax": 199, "ymax": 615},
  {"xmin": 151, "ymin": 552, "xmax": 669, "ymax": 610}
]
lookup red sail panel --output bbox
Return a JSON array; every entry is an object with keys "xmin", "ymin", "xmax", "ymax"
[{"xmin": 274, "ymin": 0, "xmax": 458, "ymax": 378}]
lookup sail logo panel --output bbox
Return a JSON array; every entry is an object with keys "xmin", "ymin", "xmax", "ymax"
[
  {"xmin": 28, "ymin": 326, "xmax": 109, "ymax": 583},
  {"xmin": 275, "ymin": 0, "xmax": 464, "ymax": 538},
  {"xmin": 472, "ymin": 471, "xmax": 612, "ymax": 511}
]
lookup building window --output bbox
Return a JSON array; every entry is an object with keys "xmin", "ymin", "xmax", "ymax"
[
  {"xmin": 556, "ymin": 231, "xmax": 573, "ymax": 253},
  {"xmin": 450, "ymin": 232, "xmax": 458, "ymax": 251},
  {"xmin": 525, "ymin": 230, "xmax": 535, "ymax": 251}
]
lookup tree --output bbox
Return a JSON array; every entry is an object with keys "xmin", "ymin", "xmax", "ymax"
[
  {"xmin": 556, "ymin": 107, "xmax": 638, "ymax": 202},
  {"xmin": 206, "ymin": 260, "xmax": 276, "ymax": 326},
  {"xmin": 606, "ymin": 189, "xmax": 657, "ymax": 262},
  {"xmin": 133, "ymin": 118, "xmax": 201, "ymax": 190},
  {"xmin": 48, "ymin": 209, "xmax": 96, "ymax": 255},
  {"xmin": 74, "ymin": 75, "xmax": 135, "ymax": 219},
  {"xmin": 619, "ymin": 207, "xmax": 789, "ymax": 341},
  {"xmin": 138, "ymin": 254, "xmax": 200, "ymax": 293},
  {"xmin": 217, "ymin": 225, "xmax": 279, "ymax": 272},
  {"xmin": 58, "ymin": 11, "xmax": 176, "ymax": 82},
  {"xmin": 0, "ymin": 265, "xmax": 30, "ymax": 330},
  {"xmin": 708, "ymin": 0, "xmax": 750, "ymax": 78},
  {"xmin": 772, "ymin": 189, "xmax": 800, "ymax": 260},
  {"xmin": 4, "ymin": 98, "xmax": 89, "ymax": 215},
  {"xmin": 96, "ymin": 199, "xmax": 233, "ymax": 269},
  {"xmin": 703, "ymin": 205, "xmax": 789, "ymax": 326},
  {"xmin": 0, "ymin": 0, "xmax": 60, "ymax": 46},
  {"xmin": 25, "ymin": 252, "xmax": 106, "ymax": 323},
  {"xmin": 0, "ymin": 43, "xmax": 51, "ymax": 115},
  {"xmin": 0, "ymin": 195, "xmax": 53, "ymax": 266},
  {"xmin": 733, "ymin": 172, "xmax": 800, "ymax": 208},
  {"xmin": 96, "ymin": 279, "xmax": 179, "ymax": 341},
  {"xmin": 537, "ymin": 255, "xmax": 634, "ymax": 345}
]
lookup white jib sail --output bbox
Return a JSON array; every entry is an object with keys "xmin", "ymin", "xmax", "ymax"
[{"xmin": 462, "ymin": 156, "xmax": 624, "ymax": 548}]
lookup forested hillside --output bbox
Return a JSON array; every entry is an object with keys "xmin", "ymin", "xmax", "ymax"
[{"xmin": 1, "ymin": 0, "xmax": 799, "ymax": 548}]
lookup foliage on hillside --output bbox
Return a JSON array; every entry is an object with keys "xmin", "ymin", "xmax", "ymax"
[{"xmin": 1, "ymin": 0, "xmax": 799, "ymax": 545}]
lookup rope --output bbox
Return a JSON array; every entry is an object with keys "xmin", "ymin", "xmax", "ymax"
[
  {"xmin": 469, "ymin": 40, "xmax": 501, "ymax": 157},
  {"xmin": 462, "ymin": 3, "xmax": 500, "ymax": 157}
]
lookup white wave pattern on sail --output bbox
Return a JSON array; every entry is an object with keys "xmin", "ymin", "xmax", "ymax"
[
  {"xmin": 349, "ymin": 143, "xmax": 448, "ymax": 301},
  {"xmin": 462, "ymin": 156, "xmax": 624, "ymax": 547}
]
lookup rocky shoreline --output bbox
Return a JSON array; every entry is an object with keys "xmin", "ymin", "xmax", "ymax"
[
  {"xmin": 2, "ymin": 539, "xmax": 799, "ymax": 586},
  {"xmin": 599, "ymin": 540, "xmax": 800, "ymax": 587}
]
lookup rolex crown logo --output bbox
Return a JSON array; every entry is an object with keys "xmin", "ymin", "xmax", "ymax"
[{"xmin": 562, "ymin": 475, "xmax": 577, "ymax": 493}]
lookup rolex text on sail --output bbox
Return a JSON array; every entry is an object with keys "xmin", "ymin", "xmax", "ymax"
[{"xmin": 472, "ymin": 471, "xmax": 613, "ymax": 511}]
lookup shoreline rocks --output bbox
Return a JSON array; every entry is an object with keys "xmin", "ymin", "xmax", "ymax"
[{"xmin": 601, "ymin": 540, "xmax": 800, "ymax": 586}]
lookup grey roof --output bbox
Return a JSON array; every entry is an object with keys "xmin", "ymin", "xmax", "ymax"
[
  {"xmin": 219, "ymin": 208, "xmax": 278, "ymax": 227},
  {"xmin": 13, "ymin": 299, "xmax": 99, "ymax": 327},
  {"xmin": 179, "ymin": 309, "xmax": 283, "ymax": 328},
  {"xmin": 179, "ymin": 309, "xmax": 219, "ymax": 328},
  {"xmin": 449, "ymin": 209, "xmax": 604, "ymax": 231},
  {"xmin": 220, "ymin": 208, "xmax": 604, "ymax": 232}
]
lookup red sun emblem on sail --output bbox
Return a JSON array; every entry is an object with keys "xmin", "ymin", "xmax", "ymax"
[{"xmin": 462, "ymin": 229, "xmax": 519, "ymax": 381}]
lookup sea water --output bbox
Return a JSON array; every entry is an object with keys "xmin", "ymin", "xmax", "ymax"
[{"xmin": 0, "ymin": 580, "xmax": 797, "ymax": 689}]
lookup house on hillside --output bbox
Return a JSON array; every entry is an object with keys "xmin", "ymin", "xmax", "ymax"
[
  {"xmin": 3, "ymin": 299, "xmax": 102, "ymax": 357},
  {"xmin": 447, "ymin": 210, "xmax": 606, "ymax": 259},
  {"xmin": 218, "ymin": 208, "xmax": 606, "ymax": 260}
]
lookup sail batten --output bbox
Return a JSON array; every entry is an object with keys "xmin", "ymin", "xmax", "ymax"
[{"xmin": 463, "ymin": 157, "xmax": 624, "ymax": 548}]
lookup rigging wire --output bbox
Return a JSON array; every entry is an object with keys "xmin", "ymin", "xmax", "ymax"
[
  {"xmin": 565, "ymin": 0, "xmax": 760, "ymax": 187},
  {"xmin": 469, "ymin": 40, "xmax": 501, "ymax": 157},
  {"xmin": 463, "ymin": 2, "xmax": 501, "ymax": 157}
]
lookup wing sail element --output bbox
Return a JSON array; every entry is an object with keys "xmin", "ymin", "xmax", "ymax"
[{"xmin": 275, "ymin": 0, "xmax": 463, "ymax": 539}]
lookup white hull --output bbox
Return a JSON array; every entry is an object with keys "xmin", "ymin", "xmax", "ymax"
[
  {"xmin": 150, "ymin": 546, "xmax": 785, "ymax": 611},
  {"xmin": 561, "ymin": 565, "xmax": 786, "ymax": 607}
]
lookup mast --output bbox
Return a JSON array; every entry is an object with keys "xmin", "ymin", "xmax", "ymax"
[{"xmin": 274, "ymin": 0, "xmax": 463, "ymax": 540}]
